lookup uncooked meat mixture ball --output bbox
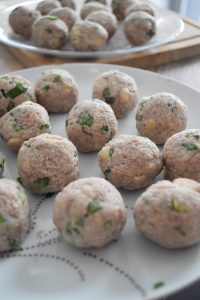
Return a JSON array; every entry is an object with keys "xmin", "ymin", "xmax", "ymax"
[
  {"xmin": 32, "ymin": 16, "xmax": 69, "ymax": 50},
  {"xmin": 59, "ymin": 0, "xmax": 76, "ymax": 10},
  {"xmin": 112, "ymin": 0, "xmax": 137, "ymax": 20},
  {"xmin": 9, "ymin": 6, "xmax": 41, "ymax": 39},
  {"xmin": 66, "ymin": 99, "xmax": 117, "ymax": 152},
  {"xmin": 17, "ymin": 133, "xmax": 80, "ymax": 195},
  {"xmin": 0, "ymin": 179, "xmax": 31, "ymax": 252},
  {"xmin": 134, "ymin": 180, "xmax": 200, "ymax": 248},
  {"xmin": 84, "ymin": 0, "xmax": 108, "ymax": 5},
  {"xmin": 0, "ymin": 153, "xmax": 5, "ymax": 178},
  {"xmin": 53, "ymin": 177, "xmax": 126, "ymax": 248},
  {"xmin": 163, "ymin": 129, "xmax": 200, "ymax": 181},
  {"xmin": 35, "ymin": 69, "xmax": 78, "ymax": 113},
  {"xmin": 136, "ymin": 93, "xmax": 187, "ymax": 144},
  {"xmin": 0, "ymin": 101, "xmax": 51, "ymax": 152},
  {"xmin": 70, "ymin": 21, "xmax": 108, "ymax": 51},
  {"xmin": 36, "ymin": 0, "xmax": 61, "ymax": 15},
  {"xmin": 124, "ymin": 11, "xmax": 156, "ymax": 46},
  {"xmin": 80, "ymin": 2, "xmax": 110, "ymax": 19},
  {"xmin": 98, "ymin": 135, "xmax": 163, "ymax": 190},
  {"xmin": 92, "ymin": 70, "xmax": 139, "ymax": 119},
  {"xmin": 50, "ymin": 7, "xmax": 77, "ymax": 29},
  {"xmin": 86, "ymin": 11, "xmax": 118, "ymax": 39},
  {"xmin": 125, "ymin": 3, "xmax": 155, "ymax": 17},
  {"xmin": 0, "ymin": 74, "xmax": 36, "ymax": 118}
]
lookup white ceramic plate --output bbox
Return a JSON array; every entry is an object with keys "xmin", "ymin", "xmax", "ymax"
[
  {"xmin": 0, "ymin": 0, "xmax": 184, "ymax": 58},
  {"xmin": 0, "ymin": 63, "xmax": 200, "ymax": 300}
]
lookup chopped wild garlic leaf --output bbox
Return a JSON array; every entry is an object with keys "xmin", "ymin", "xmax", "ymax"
[
  {"xmin": 34, "ymin": 177, "xmax": 50, "ymax": 188},
  {"xmin": 87, "ymin": 201, "xmax": 102, "ymax": 214},
  {"xmin": 103, "ymin": 87, "xmax": 115, "ymax": 104}
]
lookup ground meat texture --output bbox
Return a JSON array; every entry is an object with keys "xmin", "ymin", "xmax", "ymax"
[
  {"xmin": 0, "ymin": 179, "xmax": 31, "ymax": 252},
  {"xmin": 163, "ymin": 129, "xmax": 200, "ymax": 182},
  {"xmin": 53, "ymin": 177, "xmax": 126, "ymax": 248},
  {"xmin": 0, "ymin": 101, "xmax": 51, "ymax": 152},
  {"xmin": 0, "ymin": 74, "xmax": 36, "ymax": 118},
  {"xmin": 0, "ymin": 154, "xmax": 5, "ymax": 178},
  {"xmin": 124, "ymin": 11, "xmax": 156, "ymax": 46},
  {"xmin": 50, "ymin": 7, "xmax": 77, "ymax": 29},
  {"xmin": 31, "ymin": 16, "xmax": 69, "ymax": 50},
  {"xmin": 9, "ymin": 6, "xmax": 41, "ymax": 39},
  {"xmin": 80, "ymin": 2, "xmax": 110, "ymax": 19},
  {"xmin": 17, "ymin": 133, "xmax": 80, "ymax": 195},
  {"xmin": 59, "ymin": 0, "xmax": 76, "ymax": 10},
  {"xmin": 134, "ymin": 180, "xmax": 200, "ymax": 248},
  {"xmin": 173, "ymin": 178, "xmax": 200, "ymax": 193},
  {"xmin": 136, "ymin": 93, "xmax": 187, "ymax": 145},
  {"xmin": 98, "ymin": 135, "xmax": 163, "ymax": 190},
  {"xmin": 70, "ymin": 21, "xmax": 108, "ymax": 51},
  {"xmin": 86, "ymin": 11, "xmax": 118, "ymax": 39},
  {"xmin": 36, "ymin": 0, "xmax": 61, "ymax": 15},
  {"xmin": 92, "ymin": 70, "xmax": 139, "ymax": 119},
  {"xmin": 112, "ymin": 0, "xmax": 137, "ymax": 20},
  {"xmin": 125, "ymin": 3, "xmax": 155, "ymax": 17},
  {"xmin": 35, "ymin": 69, "xmax": 78, "ymax": 113},
  {"xmin": 66, "ymin": 99, "xmax": 117, "ymax": 152}
]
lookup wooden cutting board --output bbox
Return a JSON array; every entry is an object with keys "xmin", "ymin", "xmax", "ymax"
[{"xmin": 3, "ymin": 16, "xmax": 200, "ymax": 70}]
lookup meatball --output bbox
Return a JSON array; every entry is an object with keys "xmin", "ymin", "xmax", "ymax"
[
  {"xmin": 53, "ymin": 177, "xmax": 126, "ymax": 248},
  {"xmin": 9, "ymin": 6, "xmax": 41, "ymax": 39},
  {"xmin": 134, "ymin": 180, "xmax": 200, "ymax": 248},
  {"xmin": 0, "ymin": 154, "xmax": 5, "ymax": 178},
  {"xmin": 124, "ymin": 11, "xmax": 156, "ymax": 46},
  {"xmin": 66, "ymin": 99, "xmax": 118, "ymax": 152},
  {"xmin": 59, "ymin": 0, "xmax": 76, "ymax": 10},
  {"xmin": 36, "ymin": 0, "xmax": 61, "ymax": 15},
  {"xmin": 98, "ymin": 135, "xmax": 163, "ymax": 190},
  {"xmin": 86, "ymin": 11, "xmax": 118, "ymax": 39},
  {"xmin": 125, "ymin": 3, "xmax": 155, "ymax": 17},
  {"xmin": 0, "ymin": 101, "xmax": 51, "ymax": 152},
  {"xmin": 135, "ymin": 93, "xmax": 187, "ymax": 145},
  {"xmin": 0, "ymin": 179, "xmax": 31, "ymax": 252},
  {"xmin": 50, "ymin": 7, "xmax": 77, "ymax": 29},
  {"xmin": 35, "ymin": 69, "xmax": 78, "ymax": 113},
  {"xmin": 0, "ymin": 74, "xmax": 36, "ymax": 118},
  {"xmin": 80, "ymin": 2, "xmax": 110, "ymax": 19},
  {"xmin": 112, "ymin": 0, "xmax": 137, "ymax": 20},
  {"xmin": 163, "ymin": 129, "xmax": 200, "ymax": 181},
  {"xmin": 70, "ymin": 21, "xmax": 108, "ymax": 51},
  {"xmin": 17, "ymin": 133, "xmax": 80, "ymax": 194},
  {"xmin": 32, "ymin": 16, "xmax": 69, "ymax": 50},
  {"xmin": 92, "ymin": 70, "xmax": 139, "ymax": 119}
]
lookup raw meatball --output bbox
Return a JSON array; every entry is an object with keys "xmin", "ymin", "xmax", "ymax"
[
  {"xmin": 9, "ymin": 6, "xmax": 41, "ymax": 39},
  {"xmin": 0, "ymin": 74, "xmax": 36, "ymax": 118},
  {"xmin": 53, "ymin": 177, "xmax": 126, "ymax": 248},
  {"xmin": 86, "ymin": 11, "xmax": 118, "ymax": 39},
  {"xmin": 32, "ymin": 16, "xmax": 69, "ymax": 50},
  {"xmin": 0, "ymin": 154, "xmax": 5, "ymax": 178},
  {"xmin": 124, "ymin": 11, "xmax": 156, "ymax": 46},
  {"xmin": 17, "ymin": 133, "xmax": 80, "ymax": 195},
  {"xmin": 80, "ymin": 2, "xmax": 110, "ymax": 19},
  {"xmin": 66, "ymin": 99, "xmax": 118, "ymax": 152},
  {"xmin": 0, "ymin": 179, "xmax": 31, "ymax": 252},
  {"xmin": 92, "ymin": 70, "xmax": 139, "ymax": 119},
  {"xmin": 163, "ymin": 129, "xmax": 200, "ymax": 181},
  {"xmin": 70, "ymin": 21, "xmax": 108, "ymax": 51},
  {"xmin": 135, "ymin": 93, "xmax": 187, "ymax": 145},
  {"xmin": 112, "ymin": 0, "xmax": 137, "ymax": 20},
  {"xmin": 50, "ymin": 7, "xmax": 77, "ymax": 29},
  {"xmin": 36, "ymin": 0, "xmax": 61, "ymax": 15},
  {"xmin": 59, "ymin": 0, "xmax": 76, "ymax": 10},
  {"xmin": 98, "ymin": 135, "xmax": 163, "ymax": 190},
  {"xmin": 84, "ymin": 0, "xmax": 108, "ymax": 5},
  {"xmin": 125, "ymin": 3, "xmax": 155, "ymax": 17},
  {"xmin": 35, "ymin": 69, "xmax": 78, "ymax": 113},
  {"xmin": 134, "ymin": 180, "xmax": 200, "ymax": 248},
  {"xmin": 0, "ymin": 101, "xmax": 51, "ymax": 152}
]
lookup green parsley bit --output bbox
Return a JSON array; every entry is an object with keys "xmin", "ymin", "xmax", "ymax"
[
  {"xmin": 39, "ymin": 123, "xmax": 49, "ymax": 130},
  {"xmin": 16, "ymin": 177, "xmax": 23, "ymax": 185},
  {"xmin": 7, "ymin": 101, "xmax": 15, "ymax": 111},
  {"xmin": 87, "ymin": 201, "xmax": 102, "ymax": 214},
  {"xmin": 18, "ymin": 190, "xmax": 26, "ymax": 205},
  {"xmin": 104, "ymin": 168, "xmax": 111, "ymax": 180},
  {"xmin": 109, "ymin": 148, "xmax": 114, "ymax": 157},
  {"xmin": 13, "ymin": 123, "xmax": 22, "ymax": 132},
  {"xmin": 78, "ymin": 112, "xmax": 94, "ymax": 128},
  {"xmin": 0, "ymin": 214, "xmax": 6, "ymax": 224},
  {"xmin": 75, "ymin": 218, "xmax": 84, "ymax": 227},
  {"xmin": 48, "ymin": 16, "xmax": 59, "ymax": 20},
  {"xmin": 174, "ymin": 226, "xmax": 186, "ymax": 237},
  {"xmin": 101, "ymin": 125, "xmax": 109, "ymax": 134},
  {"xmin": 169, "ymin": 198, "xmax": 189, "ymax": 213},
  {"xmin": 43, "ymin": 85, "xmax": 50, "ymax": 91},
  {"xmin": 181, "ymin": 143, "xmax": 198, "ymax": 151},
  {"xmin": 8, "ymin": 238, "xmax": 23, "ymax": 251},
  {"xmin": 54, "ymin": 75, "xmax": 62, "ymax": 82},
  {"xmin": 104, "ymin": 220, "xmax": 113, "ymax": 230},
  {"xmin": 34, "ymin": 177, "xmax": 50, "ymax": 188},
  {"xmin": 103, "ymin": 87, "xmax": 115, "ymax": 104},
  {"xmin": 6, "ymin": 83, "xmax": 28, "ymax": 99},
  {"xmin": 136, "ymin": 113, "xmax": 143, "ymax": 122},
  {"xmin": 153, "ymin": 282, "xmax": 165, "ymax": 289}
]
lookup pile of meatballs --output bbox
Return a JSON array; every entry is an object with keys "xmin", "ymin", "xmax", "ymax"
[
  {"xmin": 9, "ymin": 0, "xmax": 157, "ymax": 51},
  {"xmin": 1, "ymin": 66, "xmax": 200, "ymax": 253}
]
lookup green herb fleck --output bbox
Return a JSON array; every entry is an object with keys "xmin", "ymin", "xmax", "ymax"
[
  {"xmin": 174, "ymin": 226, "xmax": 186, "ymax": 237},
  {"xmin": 0, "ymin": 214, "xmax": 6, "ymax": 224},
  {"xmin": 54, "ymin": 75, "xmax": 62, "ymax": 82},
  {"xmin": 43, "ymin": 85, "xmax": 50, "ymax": 91},
  {"xmin": 101, "ymin": 125, "xmax": 109, "ymax": 134},
  {"xmin": 39, "ymin": 123, "xmax": 49, "ymax": 130},
  {"xmin": 6, "ymin": 83, "xmax": 28, "ymax": 99},
  {"xmin": 78, "ymin": 112, "xmax": 94, "ymax": 128},
  {"xmin": 13, "ymin": 123, "xmax": 22, "ymax": 132},
  {"xmin": 87, "ymin": 201, "xmax": 102, "ymax": 214},
  {"xmin": 136, "ymin": 113, "xmax": 143, "ymax": 122},
  {"xmin": 16, "ymin": 177, "xmax": 23, "ymax": 185},
  {"xmin": 34, "ymin": 177, "xmax": 50, "ymax": 188},
  {"xmin": 104, "ymin": 168, "xmax": 111, "ymax": 180},
  {"xmin": 153, "ymin": 282, "xmax": 165, "ymax": 289},
  {"xmin": 7, "ymin": 101, "xmax": 15, "ymax": 111},
  {"xmin": 104, "ymin": 220, "xmax": 113, "ymax": 230},
  {"xmin": 103, "ymin": 87, "xmax": 115, "ymax": 104},
  {"xmin": 181, "ymin": 143, "xmax": 198, "ymax": 151},
  {"xmin": 169, "ymin": 198, "xmax": 189, "ymax": 213},
  {"xmin": 48, "ymin": 16, "xmax": 59, "ymax": 20},
  {"xmin": 75, "ymin": 218, "xmax": 84, "ymax": 227},
  {"xmin": 8, "ymin": 238, "xmax": 23, "ymax": 251},
  {"xmin": 109, "ymin": 148, "xmax": 114, "ymax": 157}
]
